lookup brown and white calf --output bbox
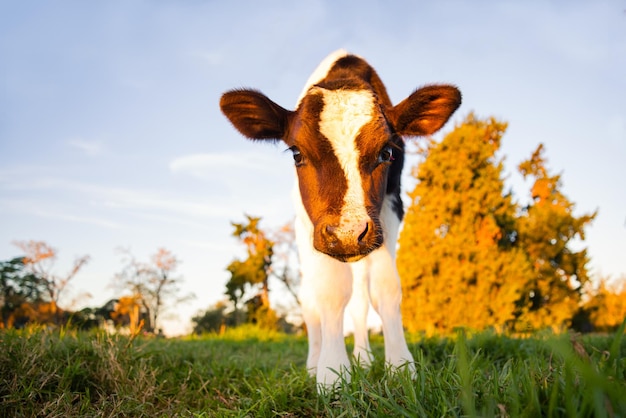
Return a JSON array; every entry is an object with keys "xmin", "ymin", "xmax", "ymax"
[{"xmin": 220, "ymin": 50, "xmax": 461, "ymax": 388}]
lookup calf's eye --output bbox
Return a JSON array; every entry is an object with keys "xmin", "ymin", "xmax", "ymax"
[
  {"xmin": 290, "ymin": 146, "xmax": 304, "ymax": 166},
  {"xmin": 378, "ymin": 145, "xmax": 394, "ymax": 164}
]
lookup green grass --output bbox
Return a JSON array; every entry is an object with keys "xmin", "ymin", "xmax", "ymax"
[{"xmin": 1, "ymin": 323, "xmax": 625, "ymax": 417}]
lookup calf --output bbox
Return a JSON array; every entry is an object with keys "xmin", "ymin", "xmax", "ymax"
[{"xmin": 220, "ymin": 50, "xmax": 461, "ymax": 388}]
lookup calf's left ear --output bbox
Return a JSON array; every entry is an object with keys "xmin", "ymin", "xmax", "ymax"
[
  {"xmin": 388, "ymin": 85, "xmax": 462, "ymax": 137},
  {"xmin": 220, "ymin": 89, "xmax": 293, "ymax": 141}
]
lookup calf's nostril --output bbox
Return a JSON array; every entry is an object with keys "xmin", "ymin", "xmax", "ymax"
[{"xmin": 357, "ymin": 222, "xmax": 369, "ymax": 243}]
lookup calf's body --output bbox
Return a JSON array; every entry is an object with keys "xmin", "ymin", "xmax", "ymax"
[{"xmin": 220, "ymin": 50, "xmax": 461, "ymax": 388}]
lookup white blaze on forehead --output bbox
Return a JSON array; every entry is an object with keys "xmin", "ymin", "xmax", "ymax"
[{"xmin": 317, "ymin": 88, "xmax": 375, "ymax": 229}]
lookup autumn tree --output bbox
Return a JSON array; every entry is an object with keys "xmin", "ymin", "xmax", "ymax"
[
  {"xmin": 113, "ymin": 248, "xmax": 193, "ymax": 333},
  {"xmin": 226, "ymin": 215, "xmax": 277, "ymax": 327},
  {"xmin": 515, "ymin": 144, "xmax": 596, "ymax": 331},
  {"xmin": 268, "ymin": 220, "xmax": 301, "ymax": 307},
  {"xmin": 196, "ymin": 218, "xmax": 299, "ymax": 333},
  {"xmin": 583, "ymin": 276, "xmax": 626, "ymax": 332},
  {"xmin": 397, "ymin": 114, "xmax": 531, "ymax": 335},
  {"xmin": 11, "ymin": 240, "xmax": 90, "ymax": 325}
]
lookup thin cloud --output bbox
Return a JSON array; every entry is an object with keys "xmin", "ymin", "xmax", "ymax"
[
  {"xmin": 38, "ymin": 211, "xmax": 123, "ymax": 230},
  {"xmin": 169, "ymin": 152, "xmax": 285, "ymax": 180},
  {"xmin": 66, "ymin": 138, "xmax": 105, "ymax": 157},
  {"xmin": 0, "ymin": 174, "xmax": 244, "ymax": 220},
  {"xmin": 101, "ymin": 190, "xmax": 235, "ymax": 219},
  {"xmin": 0, "ymin": 198, "xmax": 123, "ymax": 230},
  {"xmin": 168, "ymin": 151, "xmax": 295, "ymax": 214}
]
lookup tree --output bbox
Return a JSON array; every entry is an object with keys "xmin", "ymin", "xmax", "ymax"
[
  {"xmin": 113, "ymin": 248, "xmax": 193, "ymax": 333},
  {"xmin": 397, "ymin": 114, "xmax": 530, "ymax": 335},
  {"xmin": 583, "ymin": 276, "xmax": 626, "ymax": 332},
  {"xmin": 268, "ymin": 220, "xmax": 301, "ymax": 307},
  {"xmin": 515, "ymin": 144, "xmax": 596, "ymax": 331},
  {"xmin": 12, "ymin": 240, "xmax": 90, "ymax": 325},
  {"xmin": 0, "ymin": 257, "xmax": 47, "ymax": 328},
  {"xmin": 191, "ymin": 300, "xmax": 237, "ymax": 334},
  {"xmin": 225, "ymin": 215, "xmax": 276, "ymax": 327}
]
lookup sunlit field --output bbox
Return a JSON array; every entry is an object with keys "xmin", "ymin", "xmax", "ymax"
[{"xmin": 1, "ymin": 324, "xmax": 625, "ymax": 417}]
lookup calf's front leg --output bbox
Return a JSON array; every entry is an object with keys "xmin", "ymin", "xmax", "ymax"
[
  {"xmin": 368, "ymin": 246, "xmax": 415, "ymax": 373},
  {"xmin": 296, "ymin": 214, "xmax": 353, "ymax": 388},
  {"xmin": 348, "ymin": 260, "xmax": 374, "ymax": 367}
]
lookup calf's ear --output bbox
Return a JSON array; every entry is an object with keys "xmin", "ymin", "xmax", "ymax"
[
  {"xmin": 220, "ymin": 89, "xmax": 293, "ymax": 141},
  {"xmin": 388, "ymin": 85, "xmax": 461, "ymax": 137}
]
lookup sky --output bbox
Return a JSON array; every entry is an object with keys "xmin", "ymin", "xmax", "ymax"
[{"xmin": 1, "ymin": 1, "xmax": 625, "ymax": 336}]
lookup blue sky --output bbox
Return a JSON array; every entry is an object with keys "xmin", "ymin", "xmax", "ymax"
[{"xmin": 1, "ymin": 1, "xmax": 625, "ymax": 335}]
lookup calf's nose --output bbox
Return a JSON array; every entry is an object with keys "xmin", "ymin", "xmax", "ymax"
[{"xmin": 323, "ymin": 220, "xmax": 371, "ymax": 247}]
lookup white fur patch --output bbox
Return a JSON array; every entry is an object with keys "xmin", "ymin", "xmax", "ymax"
[{"xmin": 317, "ymin": 88, "xmax": 375, "ymax": 231}]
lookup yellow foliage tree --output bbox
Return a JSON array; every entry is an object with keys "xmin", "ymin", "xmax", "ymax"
[
  {"xmin": 398, "ymin": 114, "xmax": 530, "ymax": 335},
  {"xmin": 584, "ymin": 277, "xmax": 626, "ymax": 332},
  {"xmin": 226, "ymin": 215, "xmax": 275, "ymax": 328},
  {"xmin": 515, "ymin": 145, "xmax": 596, "ymax": 331}
]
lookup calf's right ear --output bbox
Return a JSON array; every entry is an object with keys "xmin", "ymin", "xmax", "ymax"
[
  {"xmin": 389, "ymin": 85, "xmax": 462, "ymax": 137},
  {"xmin": 220, "ymin": 89, "xmax": 293, "ymax": 141}
]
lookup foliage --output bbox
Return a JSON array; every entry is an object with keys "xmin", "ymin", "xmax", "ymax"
[
  {"xmin": 515, "ymin": 144, "xmax": 597, "ymax": 331},
  {"xmin": 0, "ymin": 257, "xmax": 46, "ymax": 328},
  {"xmin": 225, "ymin": 215, "xmax": 276, "ymax": 328},
  {"xmin": 192, "ymin": 299, "xmax": 299, "ymax": 335},
  {"xmin": 191, "ymin": 300, "xmax": 239, "ymax": 334},
  {"xmin": 1, "ymin": 326, "xmax": 625, "ymax": 417},
  {"xmin": 110, "ymin": 294, "xmax": 146, "ymax": 335},
  {"xmin": 584, "ymin": 276, "xmax": 626, "ymax": 332},
  {"xmin": 398, "ymin": 114, "xmax": 530, "ymax": 334},
  {"xmin": 67, "ymin": 304, "xmax": 116, "ymax": 331},
  {"xmin": 398, "ymin": 114, "xmax": 596, "ymax": 334}
]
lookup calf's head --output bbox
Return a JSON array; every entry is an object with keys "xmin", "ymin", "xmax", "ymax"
[{"xmin": 220, "ymin": 55, "xmax": 460, "ymax": 262}]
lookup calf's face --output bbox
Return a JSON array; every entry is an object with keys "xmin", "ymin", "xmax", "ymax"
[
  {"xmin": 220, "ymin": 78, "xmax": 460, "ymax": 262},
  {"xmin": 291, "ymin": 86, "xmax": 397, "ymax": 262}
]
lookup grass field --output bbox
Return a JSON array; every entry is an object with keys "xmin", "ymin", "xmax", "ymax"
[{"xmin": 1, "ymin": 324, "xmax": 625, "ymax": 417}]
